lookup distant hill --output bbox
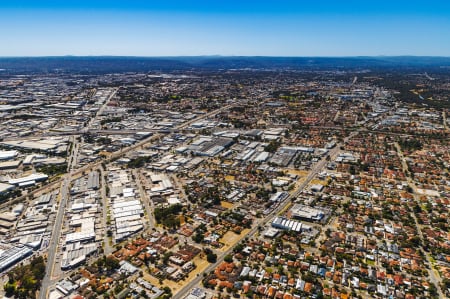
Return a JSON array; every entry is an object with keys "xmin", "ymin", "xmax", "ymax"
[{"xmin": 0, "ymin": 56, "xmax": 449, "ymax": 74}]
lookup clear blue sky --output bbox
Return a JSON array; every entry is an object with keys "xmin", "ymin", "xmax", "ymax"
[{"xmin": 1, "ymin": 0, "xmax": 449, "ymax": 56}]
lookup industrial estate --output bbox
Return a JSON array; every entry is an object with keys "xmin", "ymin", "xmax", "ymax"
[{"xmin": 0, "ymin": 57, "xmax": 449, "ymax": 299}]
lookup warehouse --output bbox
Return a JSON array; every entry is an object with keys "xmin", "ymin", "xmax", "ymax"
[
  {"xmin": 0, "ymin": 219, "xmax": 14, "ymax": 229},
  {"xmin": 8, "ymin": 173, "xmax": 48, "ymax": 186},
  {"xmin": 113, "ymin": 207, "xmax": 143, "ymax": 218},
  {"xmin": 112, "ymin": 199, "xmax": 142, "ymax": 209},
  {"xmin": 0, "ymin": 244, "xmax": 33, "ymax": 272},
  {"xmin": 112, "ymin": 199, "xmax": 144, "ymax": 241},
  {"xmin": 115, "ymin": 222, "xmax": 143, "ymax": 241},
  {"xmin": 236, "ymin": 149, "xmax": 255, "ymax": 161},
  {"xmin": 1, "ymin": 138, "xmax": 68, "ymax": 153},
  {"xmin": 18, "ymin": 234, "xmax": 43, "ymax": 249},
  {"xmin": 269, "ymin": 148, "xmax": 297, "ymax": 166},
  {"xmin": 0, "ymin": 160, "xmax": 21, "ymax": 170},
  {"xmin": 65, "ymin": 231, "xmax": 96, "ymax": 244},
  {"xmin": 148, "ymin": 173, "xmax": 174, "ymax": 195},
  {"xmin": 35, "ymin": 193, "xmax": 53, "ymax": 205},
  {"xmin": 289, "ymin": 204, "xmax": 327, "ymax": 222},
  {"xmin": 0, "ymin": 183, "xmax": 15, "ymax": 194},
  {"xmin": 271, "ymin": 217, "xmax": 309, "ymax": 233},
  {"xmin": 16, "ymin": 221, "xmax": 48, "ymax": 233},
  {"xmin": 310, "ymin": 184, "xmax": 324, "ymax": 193},
  {"xmin": 0, "ymin": 211, "xmax": 18, "ymax": 223},
  {"xmin": 0, "ymin": 150, "xmax": 18, "ymax": 160},
  {"xmin": 253, "ymin": 151, "xmax": 269, "ymax": 162},
  {"xmin": 269, "ymin": 191, "xmax": 288, "ymax": 202},
  {"xmin": 190, "ymin": 137, "xmax": 233, "ymax": 157},
  {"xmin": 86, "ymin": 171, "xmax": 99, "ymax": 190},
  {"xmin": 65, "ymin": 218, "xmax": 96, "ymax": 244},
  {"xmin": 61, "ymin": 242, "xmax": 97, "ymax": 270}
]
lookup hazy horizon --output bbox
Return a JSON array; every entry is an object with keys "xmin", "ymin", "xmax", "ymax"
[{"xmin": 1, "ymin": 55, "xmax": 450, "ymax": 58}]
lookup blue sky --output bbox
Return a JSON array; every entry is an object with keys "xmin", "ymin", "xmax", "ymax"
[{"xmin": 0, "ymin": 0, "xmax": 449, "ymax": 56}]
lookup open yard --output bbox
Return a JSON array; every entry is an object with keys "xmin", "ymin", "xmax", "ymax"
[
  {"xmin": 219, "ymin": 228, "xmax": 250, "ymax": 252},
  {"xmin": 141, "ymin": 255, "xmax": 210, "ymax": 296},
  {"xmin": 220, "ymin": 201, "xmax": 234, "ymax": 209}
]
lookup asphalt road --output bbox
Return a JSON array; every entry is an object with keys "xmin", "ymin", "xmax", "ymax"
[
  {"xmin": 172, "ymin": 141, "xmax": 343, "ymax": 299},
  {"xmin": 172, "ymin": 128, "xmax": 363, "ymax": 299},
  {"xmin": 35, "ymin": 104, "xmax": 235, "ymax": 297},
  {"xmin": 395, "ymin": 143, "xmax": 444, "ymax": 298},
  {"xmin": 99, "ymin": 166, "xmax": 114, "ymax": 255},
  {"xmin": 38, "ymin": 175, "xmax": 70, "ymax": 299},
  {"xmin": 39, "ymin": 137, "xmax": 80, "ymax": 298},
  {"xmin": 86, "ymin": 88, "xmax": 118, "ymax": 130},
  {"xmin": 133, "ymin": 169, "xmax": 155, "ymax": 230}
]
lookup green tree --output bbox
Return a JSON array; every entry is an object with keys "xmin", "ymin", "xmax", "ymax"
[
  {"xmin": 224, "ymin": 255, "xmax": 233, "ymax": 263},
  {"xmin": 192, "ymin": 233, "xmax": 204, "ymax": 243},
  {"xmin": 207, "ymin": 253, "xmax": 217, "ymax": 263},
  {"xmin": 105, "ymin": 256, "xmax": 120, "ymax": 271}
]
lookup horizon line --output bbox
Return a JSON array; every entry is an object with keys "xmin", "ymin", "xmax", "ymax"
[{"xmin": 1, "ymin": 55, "xmax": 450, "ymax": 59}]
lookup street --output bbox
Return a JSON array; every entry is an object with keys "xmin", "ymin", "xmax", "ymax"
[
  {"xmin": 36, "ymin": 103, "xmax": 236, "ymax": 297},
  {"xmin": 172, "ymin": 138, "xmax": 345, "ymax": 299},
  {"xmin": 394, "ymin": 142, "xmax": 444, "ymax": 298}
]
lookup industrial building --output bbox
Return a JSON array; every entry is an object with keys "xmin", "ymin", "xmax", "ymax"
[
  {"xmin": 87, "ymin": 171, "xmax": 100, "ymax": 190},
  {"xmin": 289, "ymin": 204, "xmax": 327, "ymax": 222},
  {"xmin": 1, "ymin": 137, "xmax": 69, "ymax": 153},
  {"xmin": 108, "ymin": 169, "xmax": 145, "ymax": 242},
  {"xmin": 189, "ymin": 137, "xmax": 234, "ymax": 157},
  {"xmin": 0, "ymin": 150, "xmax": 18, "ymax": 160},
  {"xmin": 65, "ymin": 217, "xmax": 96, "ymax": 244},
  {"xmin": 113, "ymin": 198, "xmax": 144, "ymax": 242},
  {"xmin": 271, "ymin": 217, "xmax": 312, "ymax": 233},
  {"xmin": 0, "ymin": 182, "xmax": 15, "ymax": 194},
  {"xmin": 269, "ymin": 191, "xmax": 288, "ymax": 203},
  {"xmin": 0, "ymin": 244, "xmax": 33, "ymax": 272},
  {"xmin": 8, "ymin": 172, "xmax": 48, "ymax": 187}
]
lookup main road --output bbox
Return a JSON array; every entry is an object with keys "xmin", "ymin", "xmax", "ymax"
[
  {"xmin": 38, "ymin": 141, "xmax": 77, "ymax": 299},
  {"xmin": 172, "ymin": 135, "xmax": 348, "ymax": 299},
  {"xmin": 99, "ymin": 165, "xmax": 114, "ymax": 255},
  {"xmin": 132, "ymin": 169, "xmax": 156, "ymax": 230},
  {"xmin": 83, "ymin": 87, "xmax": 119, "ymax": 131},
  {"xmin": 394, "ymin": 143, "xmax": 444, "ymax": 298},
  {"xmin": 37, "ymin": 103, "xmax": 235, "ymax": 297}
]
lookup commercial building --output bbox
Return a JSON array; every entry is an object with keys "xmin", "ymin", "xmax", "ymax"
[
  {"xmin": 87, "ymin": 171, "xmax": 100, "ymax": 190},
  {"xmin": 269, "ymin": 191, "xmax": 288, "ymax": 203},
  {"xmin": 185, "ymin": 288, "xmax": 207, "ymax": 299},
  {"xmin": 0, "ymin": 160, "xmax": 22, "ymax": 170},
  {"xmin": 0, "ymin": 244, "xmax": 33, "ymax": 272},
  {"xmin": 289, "ymin": 204, "xmax": 326, "ymax": 222},
  {"xmin": 110, "ymin": 177, "xmax": 145, "ymax": 242},
  {"xmin": 8, "ymin": 173, "xmax": 48, "ymax": 187},
  {"xmin": 0, "ymin": 183, "xmax": 15, "ymax": 194},
  {"xmin": 65, "ymin": 218, "xmax": 96, "ymax": 244},
  {"xmin": 0, "ymin": 150, "xmax": 18, "ymax": 160},
  {"xmin": 271, "ymin": 217, "xmax": 311, "ymax": 233}
]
